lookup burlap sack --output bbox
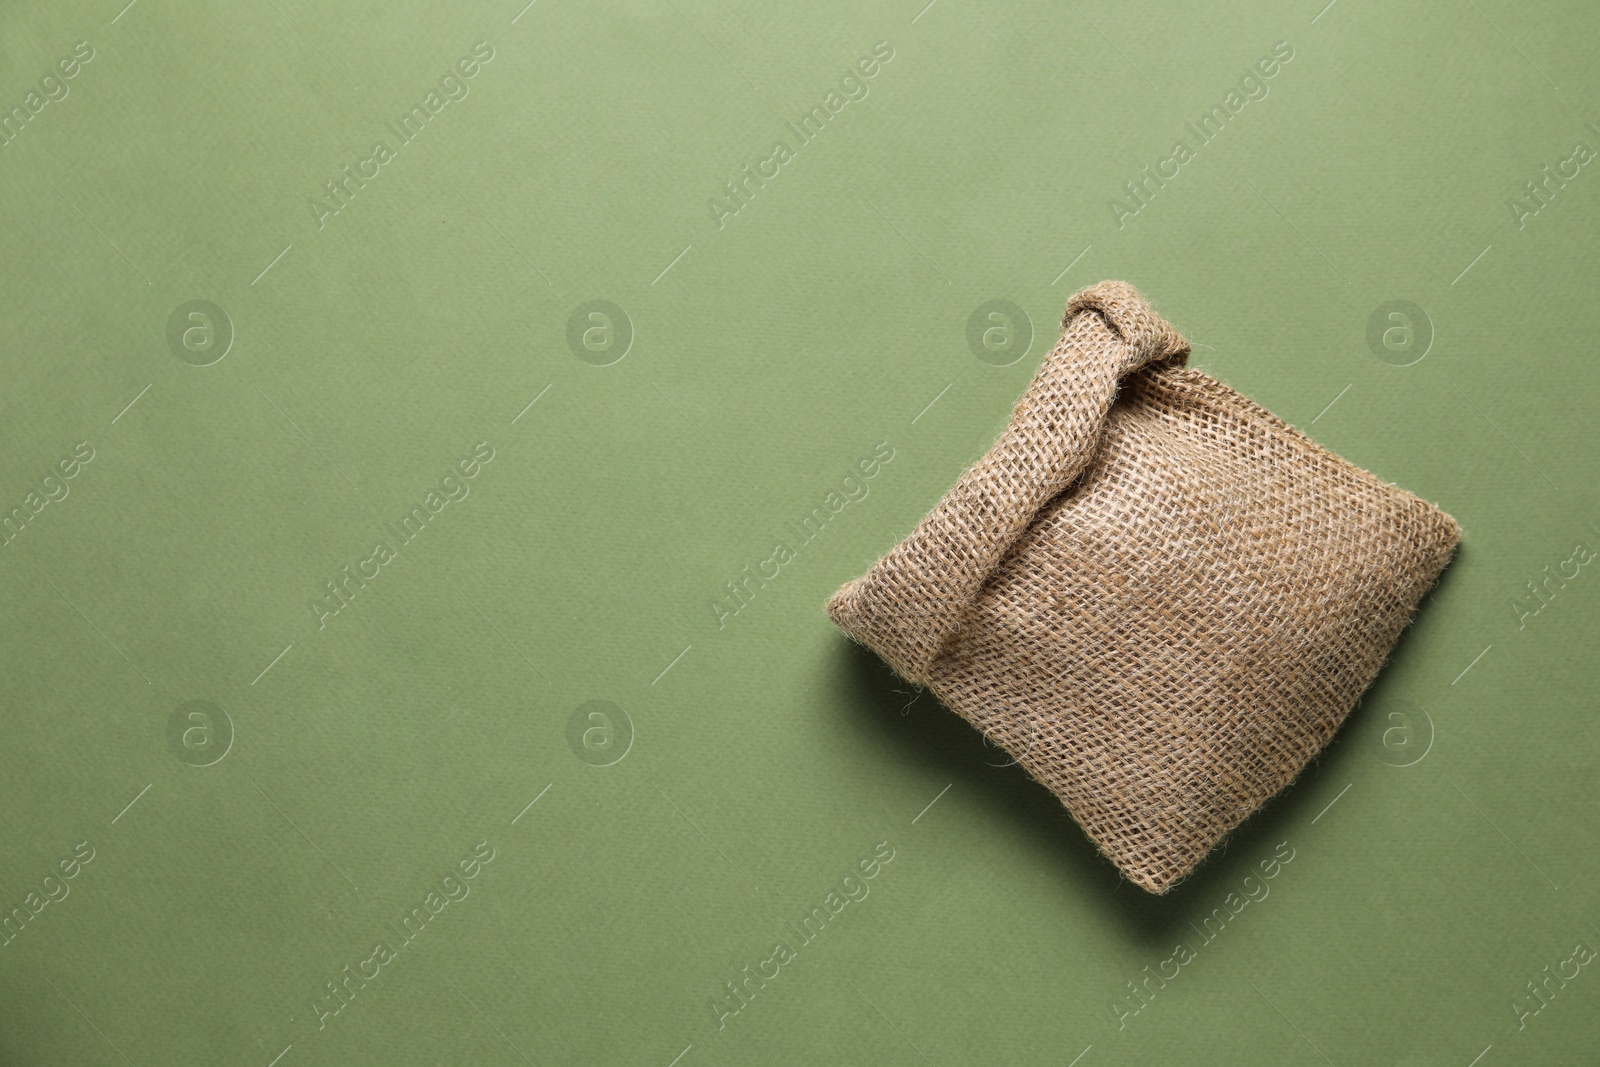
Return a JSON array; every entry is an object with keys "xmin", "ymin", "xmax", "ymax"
[{"xmin": 827, "ymin": 281, "xmax": 1459, "ymax": 893}]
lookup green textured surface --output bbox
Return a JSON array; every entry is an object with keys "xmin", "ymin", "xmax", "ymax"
[{"xmin": 2, "ymin": 1, "xmax": 1597, "ymax": 1064}]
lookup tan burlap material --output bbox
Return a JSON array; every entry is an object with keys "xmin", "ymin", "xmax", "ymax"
[{"xmin": 827, "ymin": 281, "xmax": 1460, "ymax": 893}]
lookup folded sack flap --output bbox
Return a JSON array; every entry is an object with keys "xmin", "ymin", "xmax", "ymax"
[{"xmin": 827, "ymin": 281, "xmax": 1191, "ymax": 685}]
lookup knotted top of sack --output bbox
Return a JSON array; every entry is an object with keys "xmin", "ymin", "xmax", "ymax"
[
  {"xmin": 827, "ymin": 281, "xmax": 1189, "ymax": 685},
  {"xmin": 1064, "ymin": 280, "xmax": 1189, "ymax": 367}
]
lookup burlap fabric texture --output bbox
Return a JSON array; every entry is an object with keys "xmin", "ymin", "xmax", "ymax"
[{"xmin": 827, "ymin": 281, "xmax": 1460, "ymax": 893}]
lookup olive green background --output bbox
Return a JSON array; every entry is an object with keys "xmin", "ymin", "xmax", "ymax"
[{"xmin": 2, "ymin": 0, "xmax": 1597, "ymax": 1064}]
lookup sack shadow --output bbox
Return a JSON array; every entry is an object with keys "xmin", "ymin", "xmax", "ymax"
[{"xmin": 826, "ymin": 607, "xmax": 1436, "ymax": 952}]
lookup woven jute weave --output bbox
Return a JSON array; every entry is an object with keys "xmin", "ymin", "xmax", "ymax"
[{"xmin": 827, "ymin": 281, "xmax": 1460, "ymax": 893}]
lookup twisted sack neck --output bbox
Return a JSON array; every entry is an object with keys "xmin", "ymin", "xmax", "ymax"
[{"xmin": 826, "ymin": 280, "xmax": 1190, "ymax": 685}]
